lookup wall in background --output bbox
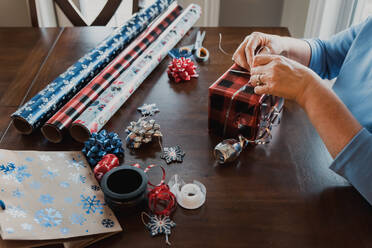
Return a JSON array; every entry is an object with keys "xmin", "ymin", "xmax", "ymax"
[
  {"xmin": 0, "ymin": 0, "xmax": 31, "ymax": 27},
  {"xmin": 219, "ymin": 0, "xmax": 284, "ymax": 27},
  {"xmin": 281, "ymin": 0, "xmax": 310, "ymax": 37}
]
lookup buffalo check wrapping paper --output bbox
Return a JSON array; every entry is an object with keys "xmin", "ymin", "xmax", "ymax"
[
  {"xmin": 0, "ymin": 149, "xmax": 122, "ymax": 245},
  {"xmin": 208, "ymin": 64, "xmax": 262, "ymax": 139},
  {"xmin": 71, "ymin": 4, "xmax": 201, "ymax": 138},
  {"xmin": 11, "ymin": 0, "xmax": 175, "ymax": 133},
  {"xmin": 43, "ymin": 4, "xmax": 183, "ymax": 141}
]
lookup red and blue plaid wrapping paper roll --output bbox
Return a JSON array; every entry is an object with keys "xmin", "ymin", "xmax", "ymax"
[
  {"xmin": 70, "ymin": 4, "xmax": 201, "ymax": 142},
  {"xmin": 208, "ymin": 64, "xmax": 262, "ymax": 139},
  {"xmin": 41, "ymin": 4, "xmax": 182, "ymax": 143},
  {"xmin": 11, "ymin": 0, "xmax": 175, "ymax": 135}
]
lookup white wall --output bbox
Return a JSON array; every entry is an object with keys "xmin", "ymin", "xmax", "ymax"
[
  {"xmin": 281, "ymin": 0, "xmax": 310, "ymax": 37},
  {"xmin": 219, "ymin": 0, "xmax": 284, "ymax": 27},
  {"xmin": 0, "ymin": 0, "xmax": 31, "ymax": 27}
]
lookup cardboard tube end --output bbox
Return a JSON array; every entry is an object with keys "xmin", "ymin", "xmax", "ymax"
[
  {"xmin": 41, "ymin": 124, "xmax": 63, "ymax": 143},
  {"xmin": 70, "ymin": 123, "xmax": 91, "ymax": 143},
  {"xmin": 12, "ymin": 116, "xmax": 33, "ymax": 135}
]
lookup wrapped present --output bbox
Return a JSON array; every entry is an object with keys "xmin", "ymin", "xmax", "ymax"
[{"xmin": 208, "ymin": 64, "xmax": 284, "ymax": 141}]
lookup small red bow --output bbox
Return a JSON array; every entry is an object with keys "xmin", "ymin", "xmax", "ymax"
[
  {"xmin": 167, "ymin": 57, "xmax": 198, "ymax": 83},
  {"xmin": 94, "ymin": 154, "xmax": 119, "ymax": 182}
]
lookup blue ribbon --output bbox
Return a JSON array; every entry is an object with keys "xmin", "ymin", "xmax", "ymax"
[{"xmin": 82, "ymin": 130, "xmax": 124, "ymax": 167}]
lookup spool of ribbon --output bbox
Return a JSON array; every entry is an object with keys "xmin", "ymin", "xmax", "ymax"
[
  {"xmin": 167, "ymin": 57, "xmax": 198, "ymax": 83},
  {"xmin": 168, "ymin": 174, "xmax": 206, "ymax": 209},
  {"xmin": 93, "ymin": 154, "xmax": 120, "ymax": 182},
  {"xmin": 131, "ymin": 163, "xmax": 166, "ymax": 187},
  {"xmin": 148, "ymin": 184, "xmax": 176, "ymax": 216},
  {"xmin": 132, "ymin": 163, "xmax": 175, "ymax": 216},
  {"xmin": 82, "ymin": 130, "xmax": 124, "ymax": 167}
]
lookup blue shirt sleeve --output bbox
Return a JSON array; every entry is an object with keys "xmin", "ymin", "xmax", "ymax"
[
  {"xmin": 330, "ymin": 128, "xmax": 372, "ymax": 205},
  {"xmin": 305, "ymin": 20, "xmax": 368, "ymax": 80}
]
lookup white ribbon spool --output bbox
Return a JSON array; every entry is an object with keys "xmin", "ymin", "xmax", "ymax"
[{"xmin": 168, "ymin": 174, "xmax": 206, "ymax": 210}]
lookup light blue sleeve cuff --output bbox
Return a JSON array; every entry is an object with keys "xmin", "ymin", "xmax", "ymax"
[
  {"xmin": 303, "ymin": 38, "xmax": 324, "ymax": 77},
  {"xmin": 330, "ymin": 128, "xmax": 372, "ymax": 205}
]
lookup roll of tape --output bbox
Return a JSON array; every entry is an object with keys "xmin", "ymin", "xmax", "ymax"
[{"xmin": 169, "ymin": 174, "xmax": 206, "ymax": 210}]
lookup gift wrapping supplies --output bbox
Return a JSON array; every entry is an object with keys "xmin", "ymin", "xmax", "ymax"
[
  {"xmin": 0, "ymin": 149, "xmax": 121, "ymax": 248},
  {"xmin": 208, "ymin": 63, "xmax": 284, "ymax": 139},
  {"xmin": 11, "ymin": 0, "xmax": 175, "ymax": 135},
  {"xmin": 41, "ymin": 3, "xmax": 183, "ymax": 143},
  {"xmin": 70, "ymin": 4, "xmax": 202, "ymax": 143}
]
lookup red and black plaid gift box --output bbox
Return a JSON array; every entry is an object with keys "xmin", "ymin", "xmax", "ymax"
[{"xmin": 208, "ymin": 63, "xmax": 283, "ymax": 140}]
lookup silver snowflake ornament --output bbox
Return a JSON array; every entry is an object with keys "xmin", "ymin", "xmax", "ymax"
[
  {"xmin": 137, "ymin": 103, "xmax": 159, "ymax": 116},
  {"xmin": 161, "ymin": 145, "xmax": 185, "ymax": 164},
  {"xmin": 145, "ymin": 214, "xmax": 176, "ymax": 245}
]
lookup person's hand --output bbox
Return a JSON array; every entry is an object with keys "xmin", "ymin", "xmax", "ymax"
[
  {"xmin": 249, "ymin": 54, "xmax": 323, "ymax": 106},
  {"xmin": 232, "ymin": 32, "xmax": 286, "ymax": 71}
]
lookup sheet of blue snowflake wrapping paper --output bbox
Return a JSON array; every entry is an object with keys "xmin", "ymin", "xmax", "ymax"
[
  {"xmin": 11, "ymin": 0, "xmax": 175, "ymax": 132},
  {"xmin": 0, "ymin": 149, "xmax": 122, "ymax": 240}
]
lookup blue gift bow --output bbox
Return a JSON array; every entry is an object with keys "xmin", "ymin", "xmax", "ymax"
[
  {"xmin": 82, "ymin": 130, "xmax": 124, "ymax": 167},
  {"xmin": 12, "ymin": 0, "xmax": 175, "ymax": 131}
]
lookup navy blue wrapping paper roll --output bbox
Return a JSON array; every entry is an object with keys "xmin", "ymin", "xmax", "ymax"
[{"xmin": 11, "ymin": 0, "xmax": 175, "ymax": 134}]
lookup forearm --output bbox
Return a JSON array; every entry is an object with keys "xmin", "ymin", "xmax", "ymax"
[
  {"xmin": 298, "ymin": 74, "xmax": 362, "ymax": 158},
  {"xmin": 280, "ymin": 37, "xmax": 311, "ymax": 67}
]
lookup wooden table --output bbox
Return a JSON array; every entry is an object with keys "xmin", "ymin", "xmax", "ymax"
[{"xmin": 1, "ymin": 26, "xmax": 371, "ymax": 248}]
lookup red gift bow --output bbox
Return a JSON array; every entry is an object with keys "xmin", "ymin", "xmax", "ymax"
[
  {"xmin": 94, "ymin": 154, "xmax": 119, "ymax": 181},
  {"xmin": 167, "ymin": 57, "xmax": 198, "ymax": 83}
]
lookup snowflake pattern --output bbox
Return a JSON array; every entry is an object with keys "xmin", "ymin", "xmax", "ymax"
[
  {"xmin": 101, "ymin": 218, "xmax": 115, "ymax": 228},
  {"xmin": 64, "ymin": 197, "xmax": 74, "ymax": 204},
  {"xmin": 69, "ymin": 172, "xmax": 86, "ymax": 184},
  {"xmin": 60, "ymin": 227, "xmax": 70, "ymax": 235},
  {"xmin": 145, "ymin": 214, "xmax": 176, "ymax": 237},
  {"xmin": 42, "ymin": 167, "xmax": 59, "ymax": 180},
  {"xmin": 12, "ymin": 188, "xmax": 24, "ymax": 198},
  {"xmin": 25, "ymin": 157, "xmax": 33, "ymax": 162},
  {"xmin": 39, "ymin": 194, "xmax": 54, "ymax": 205},
  {"xmin": 70, "ymin": 213, "xmax": 87, "ymax": 225},
  {"xmin": 79, "ymin": 195, "xmax": 104, "ymax": 214},
  {"xmin": 21, "ymin": 223, "xmax": 33, "ymax": 231},
  {"xmin": 67, "ymin": 158, "xmax": 87, "ymax": 171},
  {"xmin": 5, "ymin": 205, "xmax": 27, "ymax": 218},
  {"xmin": 137, "ymin": 103, "xmax": 160, "ymax": 116},
  {"xmin": 161, "ymin": 145, "xmax": 186, "ymax": 164},
  {"xmin": 34, "ymin": 208, "xmax": 62, "ymax": 228},
  {"xmin": 60, "ymin": 181, "xmax": 70, "ymax": 188},
  {"xmin": 29, "ymin": 181, "xmax": 42, "ymax": 190},
  {"xmin": 38, "ymin": 154, "xmax": 51, "ymax": 162},
  {"xmin": 0, "ymin": 162, "xmax": 15, "ymax": 174},
  {"xmin": 5, "ymin": 227, "xmax": 14, "ymax": 234},
  {"xmin": 91, "ymin": 185, "xmax": 101, "ymax": 191}
]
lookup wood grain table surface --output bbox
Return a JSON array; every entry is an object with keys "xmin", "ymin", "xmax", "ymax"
[{"xmin": 0, "ymin": 26, "xmax": 371, "ymax": 248}]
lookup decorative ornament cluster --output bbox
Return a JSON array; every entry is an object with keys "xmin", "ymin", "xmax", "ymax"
[
  {"xmin": 125, "ymin": 117, "xmax": 162, "ymax": 149},
  {"xmin": 167, "ymin": 57, "xmax": 198, "ymax": 83},
  {"xmin": 82, "ymin": 130, "xmax": 124, "ymax": 167}
]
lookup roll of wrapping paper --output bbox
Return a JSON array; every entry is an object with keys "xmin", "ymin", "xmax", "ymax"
[
  {"xmin": 10, "ymin": 0, "xmax": 175, "ymax": 135},
  {"xmin": 70, "ymin": 4, "xmax": 201, "ymax": 143},
  {"xmin": 41, "ymin": 4, "xmax": 182, "ymax": 143}
]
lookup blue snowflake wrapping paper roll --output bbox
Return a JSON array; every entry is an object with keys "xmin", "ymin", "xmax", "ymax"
[{"xmin": 11, "ymin": 0, "xmax": 175, "ymax": 135}]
